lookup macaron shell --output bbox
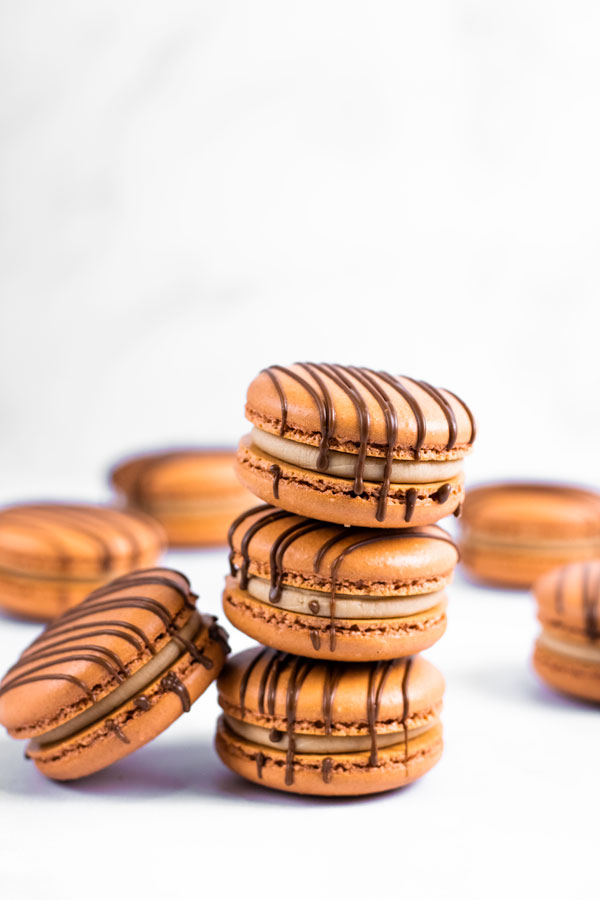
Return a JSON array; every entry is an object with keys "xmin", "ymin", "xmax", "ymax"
[
  {"xmin": 228, "ymin": 507, "xmax": 458, "ymax": 596},
  {"xmin": 236, "ymin": 436, "xmax": 463, "ymax": 528},
  {"xmin": 533, "ymin": 640, "xmax": 600, "ymax": 704},
  {"xmin": 215, "ymin": 716, "xmax": 443, "ymax": 796},
  {"xmin": 535, "ymin": 560, "xmax": 600, "ymax": 637},
  {"xmin": 0, "ymin": 571, "xmax": 119, "ymax": 621},
  {"xmin": 222, "ymin": 580, "xmax": 447, "ymax": 661},
  {"xmin": 459, "ymin": 540, "xmax": 595, "ymax": 589},
  {"xmin": 0, "ymin": 504, "xmax": 165, "ymax": 581},
  {"xmin": 28, "ymin": 623, "xmax": 227, "ymax": 780},
  {"xmin": 247, "ymin": 365, "xmax": 473, "ymax": 457},
  {"xmin": 217, "ymin": 647, "xmax": 444, "ymax": 728}
]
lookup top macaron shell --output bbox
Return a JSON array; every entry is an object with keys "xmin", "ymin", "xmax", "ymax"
[
  {"xmin": 0, "ymin": 503, "xmax": 165, "ymax": 580},
  {"xmin": 246, "ymin": 365, "xmax": 475, "ymax": 459},
  {"xmin": 111, "ymin": 449, "xmax": 247, "ymax": 503},
  {"xmin": 535, "ymin": 560, "xmax": 600, "ymax": 642}
]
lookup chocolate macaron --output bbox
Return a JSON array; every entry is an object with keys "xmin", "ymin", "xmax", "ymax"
[
  {"xmin": 460, "ymin": 483, "xmax": 600, "ymax": 588},
  {"xmin": 111, "ymin": 448, "xmax": 255, "ymax": 548},
  {"xmin": 0, "ymin": 568, "xmax": 229, "ymax": 780},
  {"xmin": 533, "ymin": 561, "xmax": 600, "ymax": 703},
  {"xmin": 0, "ymin": 503, "xmax": 165, "ymax": 620},
  {"xmin": 223, "ymin": 504, "xmax": 458, "ymax": 660},
  {"xmin": 236, "ymin": 363, "xmax": 475, "ymax": 528},
  {"xmin": 216, "ymin": 647, "xmax": 444, "ymax": 796}
]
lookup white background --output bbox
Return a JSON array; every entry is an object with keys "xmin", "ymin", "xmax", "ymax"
[{"xmin": 0, "ymin": 3, "xmax": 599, "ymax": 898}]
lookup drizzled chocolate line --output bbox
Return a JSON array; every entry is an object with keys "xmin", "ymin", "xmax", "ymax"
[
  {"xmin": 229, "ymin": 504, "xmax": 458, "ymax": 652},
  {"xmin": 236, "ymin": 650, "xmax": 414, "ymax": 785},
  {"xmin": 0, "ymin": 570, "xmax": 199, "ymax": 705},
  {"xmin": 269, "ymin": 464, "xmax": 281, "ymax": 499},
  {"xmin": 160, "ymin": 672, "xmax": 191, "ymax": 713},
  {"xmin": 259, "ymin": 364, "xmax": 474, "ymax": 521},
  {"xmin": 134, "ymin": 695, "xmax": 151, "ymax": 711},
  {"xmin": 86, "ymin": 573, "xmax": 194, "ymax": 608},
  {"xmin": 106, "ymin": 718, "xmax": 130, "ymax": 744},
  {"xmin": 582, "ymin": 563, "xmax": 600, "ymax": 641},
  {"xmin": 168, "ymin": 627, "xmax": 214, "ymax": 670}
]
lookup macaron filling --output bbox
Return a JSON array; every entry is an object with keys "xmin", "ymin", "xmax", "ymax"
[
  {"xmin": 223, "ymin": 714, "xmax": 433, "ymax": 753},
  {"xmin": 538, "ymin": 631, "xmax": 600, "ymax": 664},
  {"xmin": 27, "ymin": 610, "xmax": 205, "ymax": 748},
  {"xmin": 251, "ymin": 428, "xmax": 463, "ymax": 484},
  {"xmin": 243, "ymin": 575, "xmax": 445, "ymax": 619}
]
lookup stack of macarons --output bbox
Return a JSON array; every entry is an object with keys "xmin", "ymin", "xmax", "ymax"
[{"xmin": 217, "ymin": 363, "xmax": 476, "ymax": 796}]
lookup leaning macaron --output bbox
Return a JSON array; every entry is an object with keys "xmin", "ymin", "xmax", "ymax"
[
  {"xmin": 460, "ymin": 483, "xmax": 600, "ymax": 588},
  {"xmin": 216, "ymin": 647, "xmax": 444, "ymax": 796},
  {"xmin": 236, "ymin": 363, "xmax": 475, "ymax": 528},
  {"xmin": 0, "ymin": 503, "xmax": 165, "ymax": 620},
  {"xmin": 223, "ymin": 504, "xmax": 458, "ymax": 660},
  {"xmin": 0, "ymin": 568, "xmax": 230, "ymax": 779},
  {"xmin": 533, "ymin": 560, "xmax": 600, "ymax": 703},
  {"xmin": 110, "ymin": 448, "xmax": 255, "ymax": 548}
]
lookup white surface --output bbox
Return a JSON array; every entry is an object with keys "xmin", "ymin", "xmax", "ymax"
[{"xmin": 1, "ymin": 2, "xmax": 599, "ymax": 897}]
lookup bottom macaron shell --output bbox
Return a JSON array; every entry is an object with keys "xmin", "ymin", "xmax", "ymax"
[
  {"xmin": 237, "ymin": 439, "xmax": 463, "ymax": 528},
  {"xmin": 26, "ymin": 628, "xmax": 228, "ymax": 780},
  {"xmin": 215, "ymin": 716, "xmax": 443, "ymax": 796},
  {"xmin": 533, "ymin": 641, "xmax": 600, "ymax": 704},
  {"xmin": 222, "ymin": 582, "xmax": 447, "ymax": 661}
]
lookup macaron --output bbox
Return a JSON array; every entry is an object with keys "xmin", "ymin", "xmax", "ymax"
[
  {"xmin": 236, "ymin": 363, "xmax": 475, "ymax": 528},
  {"xmin": 0, "ymin": 503, "xmax": 166, "ymax": 620},
  {"xmin": 460, "ymin": 483, "xmax": 600, "ymax": 588},
  {"xmin": 533, "ymin": 560, "xmax": 600, "ymax": 703},
  {"xmin": 216, "ymin": 647, "xmax": 444, "ymax": 796},
  {"xmin": 110, "ymin": 448, "xmax": 255, "ymax": 547},
  {"xmin": 223, "ymin": 503, "xmax": 458, "ymax": 660},
  {"xmin": 0, "ymin": 567, "xmax": 230, "ymax": 780}
]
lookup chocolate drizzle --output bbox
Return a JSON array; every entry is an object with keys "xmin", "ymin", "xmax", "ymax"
[
  {"xmin": 106, "ymin": 718, "xmax": 130, "ymax": 743},
  {"xmin": 269, "ymin": 464, "xmax": 281, "ymax": 499},
  {"xmin": 255, "ymin": 751, "xmax": 266, "ymax": 778},
  {"xmin": 235, "ymin": 650, "xmax": 415, "ymax": 786},
  {"xmin": 228, "ymin": 504, "xmax": 458, "ymax": 652},
  {"xmin": 404, "ymin": 488, "xmax": 418, "ymax": 522},
  {"xmin": 258, "ymin": 364, "xmax": 475, "ymax": 521},
  {"xmin": 582, "ymin": 563, "xmax": 600, "ymax": 641},
  {"xmin": 134, "ymin": 695, "xmax": 151, "ymax": 711},
  {"xmin": 160, "ymin": 672, "xmax": 191, "ymax": 713}
]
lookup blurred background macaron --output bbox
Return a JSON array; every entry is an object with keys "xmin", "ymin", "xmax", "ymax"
[
  {"xmin": 459, "ymin": 483, "xmax": 600, "ymax": 588},
  {"xmin": 533, "ymin": 560, "xmax": 600, "ymax": 703},
  {"xmin": 110, "ymin": 448, "xmax": 255, "ymax": 548},
  {"xmin": 216, "ymin": 646, "xmax": 444, "ymax": 796},
  {"xmin": 0, "ymin": 567, "xmax": 229, "ymax": 780},
  {"xmin": 224, "ymin": 503, "xmax": 458, "ymax": 660},
  {"xmin": 0, "ymin": 502, "xmax": 165, "ymax": 620},
  {"xmin": 237, "ymin": 363, "xmax": 475, "ymax": 528}
]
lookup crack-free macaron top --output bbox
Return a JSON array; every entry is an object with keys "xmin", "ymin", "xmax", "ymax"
[
  {"xmin": 0, "ymin": 568, "xmax": 225, "ymax": 737},
  {"xmin": 218, "ymin": 646, "xmax": 444, "ymax": 734},
  {"xmin": 246, "ymin": 363, "xmax": 476, "ymax": 461},
  {"xmin": 0, "ymin": 503, "xmax": 165, "ymax": 579},
  {"xmin": 111, "ymin": 448, "xmax": 244, "ymax": 502},
  {"xmin": 227, "ymin": 503, "xmax": 459, "ymax": 597}
]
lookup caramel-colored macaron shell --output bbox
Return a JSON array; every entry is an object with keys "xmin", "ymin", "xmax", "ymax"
[
  {"xmin": 0, "ymin": 503, "xmax": 165, "ymax": 582},
  {"xmin": 535, "ymin": 560, "xmax": 600, "ymax": 640},
  {"xmin": 237, "ymin": 437, "xmax": 464, "ymax": 528},
  {"xmin": 533, "ymin": 640, "xmax": 600, "ymax": 704},
  {"xmin": 223, "ymin": 579, "xmax": 447, "ymax": 661},
  {"xmin": 228, "ymin": 506, "xmax": 458, "ymax": 596},
  {"xmin": 217, "ymin": 647, "xmax": 444, "ymax": 730},
  {"xmin": 215, "ymin": 717, "xmax": 443, "ymax": 796},
  {"xmin": 111, "ymin": 449, "xmax": 255, "ymax": 547},
  {"xmin": 247, "ymin": 365, "xmax": 474, "ymax": 458}
]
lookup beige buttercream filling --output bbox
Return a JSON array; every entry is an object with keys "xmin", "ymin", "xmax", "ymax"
[
  {"xmin": 30, "ymin": 610, "xmax": 203, "ymax": 748},
  {"xmin": 539, "ymin": 630, "xmax": 600, "ymax": 664},
  {"xmin": 245, "ymin": 575, "xmax": 443, "ymax": 619},
  {"xmin": 225, "ymin": 715, "xmax": 432, "ymax": 753},
  {"xmin": 251, "ymin": 428, "xmax": 463, "ymax": 484}
]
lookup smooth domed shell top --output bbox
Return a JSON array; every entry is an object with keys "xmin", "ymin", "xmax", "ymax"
[
  {"xmin": 246, "ymin": 363, "xmax": 476, "ymax": 459},
  {"xmin": 535, "ymin": 560, "xmax": 600, "ymax": 638},
  {"xmin": 462, "ymin": 484, "xmax": 600, "ymax": 541},
  {"xmin": 0, "ymin": 569, "xmax": 196, "ymax": 736},
  {"xmin": 228, "ymin": 505, "xmax": 459, "ymax": 595},
  {"xmin": 0, "ymin": 503, "xmax": 165, "ymax": 579},
  {"xmin": 218, "ymin": 647, "xmax": 444, "ymax": 732},
  {"xmin": 111, "ymin": 449, "xmax": 243, "ymax": 501}
]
